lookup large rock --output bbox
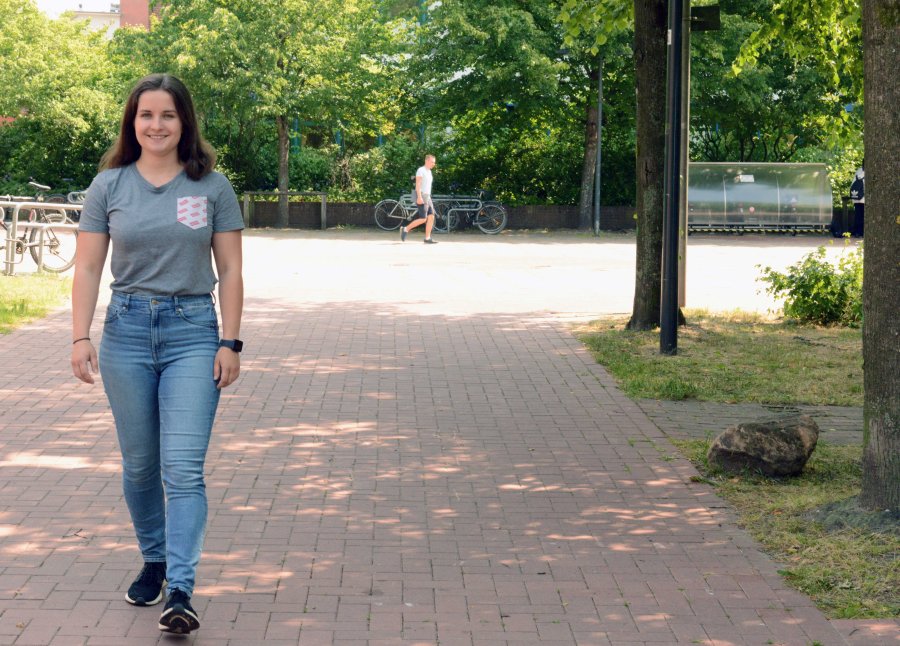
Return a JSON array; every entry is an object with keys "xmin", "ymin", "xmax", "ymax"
[{"xmin": 707, "ymin": 414, "xmax": 820, "ymax": 477}]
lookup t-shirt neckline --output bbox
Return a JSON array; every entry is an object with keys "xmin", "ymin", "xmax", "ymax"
[{"xmin": 130, "ymin": 163, "xmax": 185, "ymax": 192}]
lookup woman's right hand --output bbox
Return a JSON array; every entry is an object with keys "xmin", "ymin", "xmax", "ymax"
[{"xmin": 71, "ymin": 340, "xmax": 98, "ymax": 384}]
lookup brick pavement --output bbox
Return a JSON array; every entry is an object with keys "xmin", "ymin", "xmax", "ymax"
[{"xmin": 0, "ymin": 231, "xmax": 895, "ymax": 645}]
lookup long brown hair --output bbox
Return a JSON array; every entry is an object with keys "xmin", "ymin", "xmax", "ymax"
[{"xmin": 100, "ymin": 74, "xmax": 215, "ymax": 180}]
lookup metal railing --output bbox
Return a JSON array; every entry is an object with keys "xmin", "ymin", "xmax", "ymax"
[{"xmin": 2, "ymin": 201, "xmax": 82, "ymax": 276}]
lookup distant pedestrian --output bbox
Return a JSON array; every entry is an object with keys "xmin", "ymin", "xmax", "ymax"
[
  {"xmin": 850, "ymin": 161, "xmax": 864, "ymax": 237},
  {"xmin": 70, "ymin": 73, "xmax": 244, "ymax": 635},
  {"xmin": 401, "ymin": 154, "xmax": 438, "ymax": 244}
]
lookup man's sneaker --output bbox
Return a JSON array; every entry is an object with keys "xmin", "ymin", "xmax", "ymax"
[
  {"xmin": 158, "ymin": 589, "xmax": 200, "ymax": 634},
  {"xmin": 125, "ymin": 561, "xmax": 166, "ymax": 606},
  {"xmin": 400, "ymin": 227, "xmax": 407, "ymax": 242},
  {"xmin": 424, "ymin": 238, "xmax": 438, "ymax": 244}
]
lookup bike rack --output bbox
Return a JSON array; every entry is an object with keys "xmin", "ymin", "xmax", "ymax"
[
  {"xmin": 437, "ymin": 197, "xmax": 483, "ymax": 226},
  {"xmin": 2, "ymin": 201, "xmax": 82, "ymax": 276},
  {"xmin": 381, "ymin": 193, "xmax": 504, "ymax": 234}
]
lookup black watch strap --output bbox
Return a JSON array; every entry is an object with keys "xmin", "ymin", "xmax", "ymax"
[{"xmin": 219, "ymin": 339, "xmax": 243, "ymax": 353}]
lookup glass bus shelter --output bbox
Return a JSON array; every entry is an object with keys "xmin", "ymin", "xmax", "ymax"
[{"xmin": 687, "ymin": 162, "xmax": 832, "ymax": 232}]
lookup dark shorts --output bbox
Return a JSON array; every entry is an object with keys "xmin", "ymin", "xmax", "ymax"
[{"xmin": 415, "ymin": 196, "xmax": 435, "ymax": 219}]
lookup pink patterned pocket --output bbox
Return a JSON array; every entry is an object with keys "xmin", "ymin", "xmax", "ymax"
[{"xmin": 176, "ymin": 196, "xmax": 208, "ymax": 229}]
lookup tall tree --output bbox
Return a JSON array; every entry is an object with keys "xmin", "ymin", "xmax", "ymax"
[
  {"xmin": 0, "ymin": 0, "xmax": 119, "ymax": 189},
  {"xmin": 739, "ymin": 0, "xmax": 897, "ymax": 510},
  {"xmin": 560, "ymin": 0, "xmax": 666, "ymax": 329},
  {"xmin": 626, "ymin": 0, "xmax": 667, "ymax": 329},
  {"xmin": 133, "ymin": 0, "xmax": 406, "ymax": 226},
  {"xmin": 859, "ymin": 0, "xmax": 899, "ymax": 510},
  {"xmin": 415, "ymin": 0, "xmax": 622, "ymax": 226}
]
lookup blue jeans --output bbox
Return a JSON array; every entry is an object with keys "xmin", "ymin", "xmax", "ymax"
[{"xmin": 99, "ymin": 292, "xmax": 220, "ymax": 596}]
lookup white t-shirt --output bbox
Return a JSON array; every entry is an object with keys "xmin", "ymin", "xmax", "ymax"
[{"xmin": 415, "ymin": 165, "xmax": 433, "ymax": 195}]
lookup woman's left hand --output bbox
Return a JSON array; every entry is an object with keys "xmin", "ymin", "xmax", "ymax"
[{"xmin": 214, "ymin": 347, "xmax": 240, "ymax": 389}]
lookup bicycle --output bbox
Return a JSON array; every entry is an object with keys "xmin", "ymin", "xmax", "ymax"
[
  {"xmin": 433, "ymin": 188, "xmax": 508, "ymax": 235},
  {"xmin": 374, "ymin": 188, "xmax": 508, "ymax": 235},
  {"xmin": 373, "ymin": 192, "xmax": 417, "ymax": 231},
  {"xmin": 1, "ymin": 180, "xmax": 78, "ymax": 273}
]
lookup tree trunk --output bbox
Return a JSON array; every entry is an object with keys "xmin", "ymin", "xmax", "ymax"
[
  {"xmin": 276, "ymin": 114, "xmax": 290, "ymax": 229},
  {"xmin": 859, "ymin": 0, "xmax": 900, "ymax": 511},
  {"xmin": 578, "ymin": 67, "xmax": 599, "ymax": 230},
  {"xmin": 627, "ymin": 0, "xmax": 668, "ymax": 330}
]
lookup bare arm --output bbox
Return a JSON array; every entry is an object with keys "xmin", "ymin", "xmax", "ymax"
[
  {"xmin": 212, "ymin": 230, "xmax": 243, "ymax": 389},
  {"xmin": 71, "ymin": 232, "xmax": 110, "ymax": 384},
  {"xmin": 415, "ymin": 174, "xmax": 423, "ymax": 204}
]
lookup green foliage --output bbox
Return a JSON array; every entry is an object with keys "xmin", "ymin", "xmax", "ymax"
[
  {"xmin": 336, "ymin": 137, "xmax": 423, "ymax": 201},
  {"xmin": 557, "ymin": 0, "xmax": 632, "ymax": 53},
  {"xmin": 736, "ymin": 0, "xmax": 861, "ymax": 99},
  {"xmin": 108, "ymin": 0, "xmax": 412, "ymax": 201},
  {"xmin": 408, "ymin": 1, "xmax": 636, "ymax": 206},
  {"xmin": 291, "ymin": 147, "xmax": 336, "ymax": 193},
  {"xmin": 692, "ymin": 1, "xmax": 861, "ymax": 163},
  {"xmin": 0, "ymin": 0, "xmax": 869, "ymax": 208},
  {"xmin": 758, "ymin": 244, "xmax": 864, "ymax": 326},
  {"xmin": 0, "ymin": 0, "xmax": 120, "ymax": 190}
]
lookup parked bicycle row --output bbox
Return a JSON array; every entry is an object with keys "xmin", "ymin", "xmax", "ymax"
[
  {"xmin": 1, "ymin": 180, "xmax": 84, "ymax": 273},
  {"xmin": 373, "ymin": 188, "xmax": 508, "ymax": 235}
]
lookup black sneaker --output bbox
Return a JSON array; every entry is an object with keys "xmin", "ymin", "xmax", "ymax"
[
  {"xmin": 158, "ymin": 589, "xmax": 200, "ymax": 634},
  {"xmin": 424, "ymin": 238, "xmax": 438, "ymax": 244},
  {"xmin": 401, "ymin": 227, "xmax": 407, "ymax": 242},
  {"xmin": 125, "ymin": 561, "xmax": 166, "ymax": 606}
]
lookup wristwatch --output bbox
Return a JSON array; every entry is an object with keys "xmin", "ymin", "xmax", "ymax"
[{"xmin": 219, "ymin": 339, "xmax": 243, "ymax": 353}]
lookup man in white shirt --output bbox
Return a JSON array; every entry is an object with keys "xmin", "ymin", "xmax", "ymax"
[{"xmin": 401, "ymin": 154, "xmax": 438, "ymax": 244}]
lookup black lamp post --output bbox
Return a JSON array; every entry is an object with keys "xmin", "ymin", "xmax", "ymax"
[{"xmin": 660, "ymin": 0, "xmax": 687, "ymax": 355}]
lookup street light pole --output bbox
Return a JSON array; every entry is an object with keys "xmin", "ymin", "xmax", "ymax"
[{"xmin": 660, "ymin": 0, "xmax": 686, "ymax": 354}]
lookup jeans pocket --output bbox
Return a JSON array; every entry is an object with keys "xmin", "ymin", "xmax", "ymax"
[
  {"xmin": 176, "ymin": 303, "xmax": 218, "ymax": 330},
  {"xmin": 104, "ymin": 302, "xmax": 126, "ymax": 323}
]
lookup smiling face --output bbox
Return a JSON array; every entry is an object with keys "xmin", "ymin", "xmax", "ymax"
[{"xmin": 133, "ymin": 89, "xmax": 183, "ymax": 161}]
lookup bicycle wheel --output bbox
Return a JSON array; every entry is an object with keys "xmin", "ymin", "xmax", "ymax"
[
  {"xmin": 374, "ymin": 199, "xmax": 403, "ymax": 231},
  {"xmin": 475, "ymin": 203, "xmax": 507, "ymax": 234},
  {"xmin": 432, "ymin": 202, "xmax": 458, "ymax": 234},
  {"xmin": 29, "ymin": 210, "xmax": 77, "ymax": 272}
]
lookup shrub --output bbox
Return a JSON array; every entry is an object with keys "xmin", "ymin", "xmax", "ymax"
[{"xmin": 758, "ymin": 243, "xmax": 863, "ymax": 326}]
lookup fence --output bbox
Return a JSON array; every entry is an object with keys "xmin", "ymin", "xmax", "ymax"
[
  {"xmin": 239, "ymin": 200, "xmax": 638, "ymax": 231},
  {"xmin": 241, "ymin": 192, "xmax": 328, "ymax": 230}
]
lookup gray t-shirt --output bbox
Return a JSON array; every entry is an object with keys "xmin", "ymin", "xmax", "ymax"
[{"xmin": 79, "ymin": 164, "xmax": 244, "ymax": 296}]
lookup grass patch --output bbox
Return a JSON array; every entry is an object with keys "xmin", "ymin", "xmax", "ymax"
[
  {"xmin": 0, "ymin": 274, "xmax": 71, "ymax": 334},
  {"xmin": 676, "ymin": 438, "xmax": 899, "ymax": 619},
  {"xmin": 576, "ymin": 309, "xmax": 862, "ymax": 406}
]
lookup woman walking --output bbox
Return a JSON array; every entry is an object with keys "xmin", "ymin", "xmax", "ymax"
[{"xmin": 70, "ymin": 73, "xmax": 244, "ymax": 634}]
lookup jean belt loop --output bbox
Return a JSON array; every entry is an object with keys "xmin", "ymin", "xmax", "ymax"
[
  {"xmin": 210, "ymin": 291, "xmax": 216, "ymax": 306},
  {"xmin": 123, "ymin": 292, "xmax": 131, "ymax": 309}
]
